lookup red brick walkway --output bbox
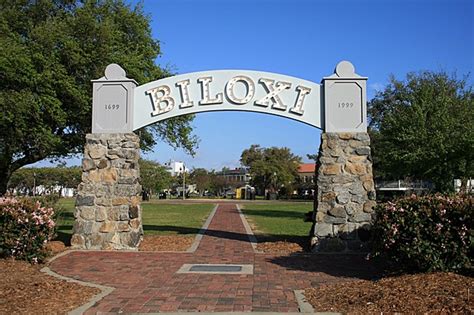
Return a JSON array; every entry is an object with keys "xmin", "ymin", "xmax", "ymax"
[{"xmin": 49, "ymin": 203, "xmax": 380, "ymax": 313}]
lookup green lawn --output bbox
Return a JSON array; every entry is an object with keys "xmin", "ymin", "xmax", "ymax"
[
  {"xmin": 141, "ymin": 202, "xmax": 214, "ymax": 235},
  {"xmin": 55, "ymin": 198, "xmax": 76, "ymax": 242},
  {"xmin": 54, "ymin": 198, "xmax": 214, "ymax": 243},
  {"xmin": 241, "ymin": 202, "xmax": 313, "ymax": 241}
]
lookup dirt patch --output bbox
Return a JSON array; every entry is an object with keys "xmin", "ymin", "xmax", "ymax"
[
  {"xmin": 305, "ymin": 272, "xmax": 473, "ymax": 313},
  {"xmin": 139, "ymin": 235, "xmax": 195, "ymax": 251},
  {"xmin": 0, "ymin": 259, "xmax": 100, "ymax": 315}
]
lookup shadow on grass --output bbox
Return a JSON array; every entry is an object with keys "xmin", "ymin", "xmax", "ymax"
[
  {"xmin": 143, "ymin": 225, "xmax": 200, "ymax": 235},
  {"xmin": 143, "ymin": 225, "xmax": 252, "ymax": 242},
  {"xmin": 54, "ymin": 227, "xmax": 73, "ymax": 246},
  {"xmin": 143, "ymin": 224, "xmax": 308, "ymax": 244},
  {"xmin": 53, "ymin": 209, "xmax": 75, "ymax": 246},
  {"xmin": 242, "ymin": 209, "xmax": 307, "ymax": 219},
  {"xmin": 57, "ymin": 211, "xmax": 75, "ymax": 219}
]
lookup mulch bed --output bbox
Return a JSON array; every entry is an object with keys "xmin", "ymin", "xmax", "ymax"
[
  {"xmin": 254, "ymin": 234, "xmax": 310, "ymax": 254},
  {"xmin": 45, "ymin": 241, "xmax": 67, "ymax": 254},
  {"xmin": 48, "ymin": 235, "xmax": 196, "ymax": 253},
  {"xmin": 138, "ymin": 235, "xmax": 195, "ymax": 251},
  {"xmin": 305, "ymin": 271, "xmax": 473, "ymax": 313},
  {"xmin": 257, "ymin": 241, "xmax": 304, "ymax": 254},
  {"xmin": 0, "ymin": 259, "xmax": 100, "ymax": 315}
]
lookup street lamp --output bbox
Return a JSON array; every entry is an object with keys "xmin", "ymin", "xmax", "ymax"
[
  {"xmin": 33, "ymin": 172, "xmax": 36, "ymax": 197},
  {"xmin": 181, "ymin": 163, "xmax": 186, "ymax": 201}
]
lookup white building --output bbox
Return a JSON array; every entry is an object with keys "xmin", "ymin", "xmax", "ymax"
[
  {"xmin": 14, "ymin": 185, "xmax": 76, "ymax": 197},
  {"xmin": 165, "ymin": 161, "xmax": 188, "ymax": 176},
  {"xmin": 454, "ymin": 179, "xmax": 474, "ymax": 193}
]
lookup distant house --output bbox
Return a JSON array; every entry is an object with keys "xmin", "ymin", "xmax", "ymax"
[
  {"xmin": 298, "ymin": 163, "xmax": 316, "ymax": 183},
  {"xmin": 295, "ymin": 163, "xmax": 317, "ymax": 198},
  {"xmin": 216, "ymin": 168, "xmax": 251, "ymax": 187},
  {"xmin": 164, "ymin": 160, "xmax": 188, "ymax": 176},
  {"xmin": 13, "ymin": 185, "xmax": 76, "ymax": 197}
]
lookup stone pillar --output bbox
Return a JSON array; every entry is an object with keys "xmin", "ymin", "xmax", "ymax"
[
  {"xmin": 311, "ymin": 132, "xmax": 376, "ymax": 252},
  {"xmin": 71, "ymin": 133, "xmax": 143, "ymax": 250}
]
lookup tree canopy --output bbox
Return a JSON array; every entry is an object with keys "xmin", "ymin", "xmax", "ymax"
[
  {"xmin": 368, "ymin": 71, "xmax": 473, "ymax": 192},
  {"xmin": 139, "ymin": 159, "xmax": 172, "ymax": 195},
  {"xmin": 8, "ymin": 166, "xmax": 81, "ymax": 195},
  {"xmin": 240, "ymin": 144, "xmax": 301, "ymax": 194},
  {"xmin": 0, "ymin": 0, "xmax": 197, "ymax": 194},
  {"xmin": 189, "ymin": 168, "xmax": 214, "ymax": 195}
]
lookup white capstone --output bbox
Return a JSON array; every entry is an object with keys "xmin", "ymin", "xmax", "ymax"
[
  {"xmin": 335, "ymin": 61, "xmax": 355, "ymax": 77},
  {"xmin": 105, "ymin": 64, "xmax": 126, "ymax": 80}
]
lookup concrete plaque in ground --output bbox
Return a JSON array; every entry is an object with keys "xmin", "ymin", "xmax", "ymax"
[{"xmin": 177, "ymin": 264, "xmax": 253, "ymax": 274}]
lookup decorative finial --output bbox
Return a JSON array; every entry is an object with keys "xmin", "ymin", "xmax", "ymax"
[
  {"xmin": 104, "ymin": 64, "xmax": 126, "ymax": 80},
  {"xmin": 335, "ymin": 61, "xmax": 356, "ymax": 77}
]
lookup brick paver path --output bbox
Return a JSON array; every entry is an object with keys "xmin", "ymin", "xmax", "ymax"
[{"xmin": 50, "ymin": 203, "xmax": 381, "ymax": 313}]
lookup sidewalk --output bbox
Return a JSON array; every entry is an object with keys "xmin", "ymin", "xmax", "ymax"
[{"xmin": 49, "ymin": 203, "xmax": 379, "ymax": 313}]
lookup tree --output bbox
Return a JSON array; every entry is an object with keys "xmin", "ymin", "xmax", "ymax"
[
  {"xmin": 210, "ymin": 174, "xmax": 228, "ymax": 196},
  {"xmin": 8, "ymin": 166, "xmax": 81, "ymax": 195},
  {"xmin": 189, "ymin": 168, "xmax": 213, "ymax": 196},
  {"xmin": 368, "ymin": 71, "xmax": 473, "ymax": 192},
  {"xmin": 139, "ymin": 159, "xmax": 172, "ymax": 196},
  {"xmin": 240, "ymin": 145, "xmax": 301, "ymax": 194},
  {"xmin": 0, "ymin": 0, "xmax": 197, "ymax": 195}
]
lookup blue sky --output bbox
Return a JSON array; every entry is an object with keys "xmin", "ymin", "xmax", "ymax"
[{"xmin": 37, "ymin": 0, "xmax": 473, "ymax": 170}]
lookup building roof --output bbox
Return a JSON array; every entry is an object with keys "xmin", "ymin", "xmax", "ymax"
[{"xmin": 298, "ymin": 163, "xmax": 316, "ymax": 173}]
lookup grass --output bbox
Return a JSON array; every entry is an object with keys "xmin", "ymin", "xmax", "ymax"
[
  {"xmin": 54, "ymin": 198, "xmax": 312, "ymax": 244},
  {"xmin": 53, "ymin": 198, "xmax": 214, "ymax": 244},
  {"xmin": 241, "ymin": 202, "xmax": 313, "ymax": 239},
  {"xmin": 55, "ymin": 198, "xmax": 75, "ymax": 242},
  {"xmin": 141, "ymin": 201, "xmax": 214, "ymax": 235}
]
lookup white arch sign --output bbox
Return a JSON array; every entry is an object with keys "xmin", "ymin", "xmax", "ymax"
[{"xmin": 91, "ymin": 61, "xmax": 367, "ymax": 133}]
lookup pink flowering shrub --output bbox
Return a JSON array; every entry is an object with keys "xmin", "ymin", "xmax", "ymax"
[
  {"xmin": 371, "ymin": 194, "xmax": 472, "ymax": 272},
  {"xmin": 0, "ymin": 197, "xmax": 56, "ymax": 263}
]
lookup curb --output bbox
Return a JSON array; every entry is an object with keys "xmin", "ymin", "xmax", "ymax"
[
  {"xmin": 46, "ymin": 248, "xmax": 76, "ymax": 264},
  {"xmin": 236, "ymin": 204, "xmax": 261, "ymax": 253},
  {"xmin": 187, "ymin": 203, "xmax": 219, "ymax": 252},
  {"xmin": 294, "ymin": 290, "xmax": 315, "ymax": 313},
  {"xmin": 41, "ymin": 266, "xmax": 115, "ymax": 315},
  {"xmin": 294, "ymin": 290, "xmax": 341, "ymax": 315}
]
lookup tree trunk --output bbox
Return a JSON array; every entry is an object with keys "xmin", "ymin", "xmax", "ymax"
[
  {"xmin": 0, "ymin": 152, "xmax": 47, "ymax": 196},
  {"xmin": 0, "ymin": 170, "xmax": 11, "ymax": 196}
]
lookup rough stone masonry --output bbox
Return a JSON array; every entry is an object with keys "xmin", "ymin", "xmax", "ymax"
[
  {"xmin": 71, "ymin": 133, "xmax": 143, "ymax": 250},
  {"xmin": 311, "ymin": 132, "xmax": 376, "ymax": 252}
]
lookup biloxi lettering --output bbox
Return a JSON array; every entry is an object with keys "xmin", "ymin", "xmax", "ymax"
[{"xmin": 145, "ymin": 75, "xmax": 312, "ymax": 117}]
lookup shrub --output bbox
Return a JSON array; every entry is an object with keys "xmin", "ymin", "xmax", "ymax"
[
  {"xmin": 31, "ymin": 194, "xmax": 60, "ymax": 209},
  {"xmin": 371, "ymin": 194, "xmax": 472, "ymax": 272},
  {"xmin": 0, "ymin": 197, "xmax": 56, "ymax": 263}
]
